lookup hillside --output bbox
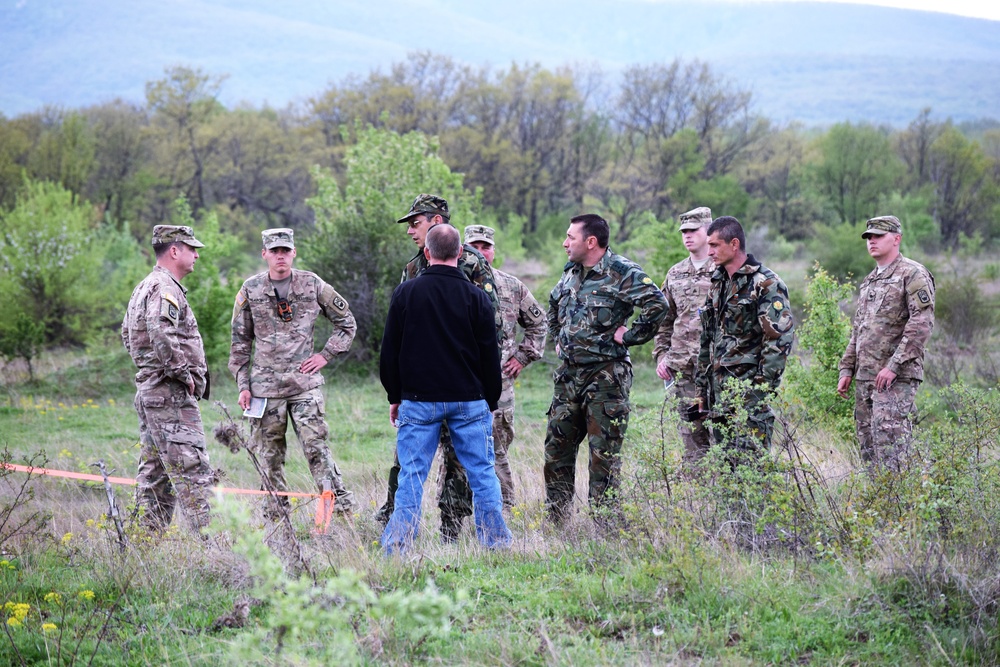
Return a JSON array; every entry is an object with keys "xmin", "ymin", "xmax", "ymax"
[{"xmin": 0, "ymin": 0, "xmax": 998, "ymax": 124}]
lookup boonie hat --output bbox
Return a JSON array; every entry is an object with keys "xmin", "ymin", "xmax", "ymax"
[
  {"xmin": 861, "ymin": 215, "xmax": 902, "ymax": 239},
  {"xmin": 151, "ymin": 225, "xmax": 204, "ymax": 248},
  {"xmin": 397, "ymin": 194, "xmax": 450, "ymax": 223},
  {"xmin": 678, "ymin": 206, "xmax": 712, "ymax": 231},
  {"xmin": 464, "ymin": 225, "xmax": 495, "ymax": 246},
  {"xmin": 262, "ymin": 228, "xmax": 295, "ymax": 250}
]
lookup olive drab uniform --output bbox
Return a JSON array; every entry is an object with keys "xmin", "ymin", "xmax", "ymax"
[
  {"xmin": 123, "ymin": 237, "xmax": 216, "ymax": 534},
  {"xmin": 376, "ymin": 244, "xmax": 503, "ymax": 538},
  {"xmin": 696, "ymin": 255, "xmax": 794, "ymax": 452},
  {"xmin": 653, "ymin": 256, "xmax": 715, "ymax": 460},
  {"xmin": 483, "ymin": 267, "xmax": 546, "ymax": 510},
  {"xmin": 839, "ymin": 254, "xmax": 934, "ymax": 467},
  {"xmin": 230, "ymin": 267, "xmax": 358, "ymax": 518},
  {"xmin": 545, "ymin": 248, "xmax": 668, "ymax": 523}
]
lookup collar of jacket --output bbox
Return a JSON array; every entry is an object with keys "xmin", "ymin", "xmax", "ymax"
[
  {"xmin": 154, "ymin": 265, "xmax": 187, "ymax": 293},
  {"xmin": 711, "ymin": 253, "xmax": 761, "ymax": 281},
  {"xmin": 563, "ymin": 247, "xmax": 615, "ymax": 274}
]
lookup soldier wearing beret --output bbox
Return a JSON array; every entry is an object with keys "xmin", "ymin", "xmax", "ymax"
[
  {"xmin": 229, "ymin": 228, "xmax": 358, "ymax": 519},
  {"xmin": 545, "ymin": 213, "xmax": 668, "ymax": 526},
  {"xmin": 374, "ymin": 194, "xmax": 503, "ymax": 542},
  {"xmin": 653, "ymin": 206, "xmax": 715, "ymax": 462},
  {"xmin": 837, "ymin": 215, "xmax": 935, "ymax": 469},
  {"xmin": 122, "ymin": 225, "xmax": 216, "ymax": 534},
  {"xmin": 696, "ymin": 216, "xmax": 794, "ymax": 455},
  {"xmin": 461, "ymin": 224, "xmax": 546, "ymax": 511}
]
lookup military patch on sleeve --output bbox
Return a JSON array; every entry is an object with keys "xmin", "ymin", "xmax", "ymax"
[
  {"xmin": 773, "ymin": 301, "xmax": 783, "ymax": 311},
  {"xmin": 526, "ymin": 303, "xmax": 544, "ymax": 324},
  {"xmin": 320, "ymin": 284, "xmax": 350, "ymax": 315},
  {"xmin": 231, "ymin": 291, "xmax": 248, "ymax": 322},
  {"xmin": 484, "ymin": 283, "xmax": 493, "ymax": 293},
  {"xmin": 907, "ymin": 273, "xmax": 934, "ymax": 310},
  {"xmin": 160, "ymin": 293, "xmax": 180, "ymax": 326},
  {"xmin": 917, "ymin": 289, "xmax": 930, "ymax": 305},
  {"xmin": 642, "ymin": 276, "xmax": 652, "ymax": 284}
]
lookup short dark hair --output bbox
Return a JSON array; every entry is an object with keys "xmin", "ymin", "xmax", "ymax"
[
  {"xmin": 707, "ymin": 216, "xmax": 746, "ymax": 253},
  {"xmin": 425, "ymin": 223, "xmax": 461, "ymax": 261},
  {"xmin": 153, "ymin": 242, "xmax": 179, "ymax": 259},
  {"xmin": 570, "ymin": 213, "xmax": 610, "ymax": 249}
]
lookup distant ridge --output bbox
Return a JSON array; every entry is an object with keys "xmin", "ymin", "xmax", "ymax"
[{"xmin": 1, "ymin": 0, "xmax": 997, "ymax": 125}]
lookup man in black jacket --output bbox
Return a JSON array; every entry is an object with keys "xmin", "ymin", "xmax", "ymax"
[{"xmin": 379, "ymin": 224, "xmax": 511, "ymax": 554}]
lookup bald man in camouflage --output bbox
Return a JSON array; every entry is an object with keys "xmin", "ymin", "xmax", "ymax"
[
  {"xmin": 122, "ymin": 224, "xmax": 216, "ymax": 535},
  {"xmin": 229, "ymin": 228, "xmax": 358, "ymax": 519},
  {"xmin": 837, "ymin": 215, "xmax": 935, "ymax": 469}
]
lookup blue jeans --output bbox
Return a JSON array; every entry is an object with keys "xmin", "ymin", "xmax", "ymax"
[{"xmin": 381, "ymin": 400, "xmax": 511, "ymax": 554}]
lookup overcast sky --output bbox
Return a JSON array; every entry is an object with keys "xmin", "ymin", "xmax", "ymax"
[{"xmin": 732, "ymin": 0, "xmax": 1000, "ymax": 21}]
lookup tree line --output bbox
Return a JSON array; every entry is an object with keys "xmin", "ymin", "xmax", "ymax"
[{"xmin": 1, "ymin": 52, "xmax": 999, "ymax": 369}]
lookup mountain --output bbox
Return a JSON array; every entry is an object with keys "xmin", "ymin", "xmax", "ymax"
[{"xmin": 1, "ymin": 0, "xmax": 997, "ymax": 125}]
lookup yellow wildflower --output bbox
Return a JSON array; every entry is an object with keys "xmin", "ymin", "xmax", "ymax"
[
  {"xmin": 61, "ymin": 533, "xmax": 73, "ymax": 545},
  {"xmin": 77, "ymin": 590, "xmax": 95, "ymax": 601},
  {"xmin": 44, "ymin": 592, "xmax": 61, "ymax": 604},
  {"xmin": 6, "ymin": 617, "xmax": 21, "ymax": 628},
  {"xmin": 42, "ymin": 623, "xmax": 57, "ymax": 633}
]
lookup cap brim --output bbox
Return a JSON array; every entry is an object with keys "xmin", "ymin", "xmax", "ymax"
[
  {"xmin": 182, "ymin": 239, "xmax": 205, "ymax": 248},
  {"xmin": 678, "ymin": 224, "xmax": 704, "ymax": 231},
  {"xmin": 861, "ymin": 230, "xmax": 890, "ymax": 239}
]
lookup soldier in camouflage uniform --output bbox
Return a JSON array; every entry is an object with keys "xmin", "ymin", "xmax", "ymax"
[
  {"xmin": 461, "ymin": 224, "xmax": 546, "ymax": 511},
  {"xmin": 229, "ymin": 228, "xmax": 358, "ymax": 519},
  {"xmin": 696, "ymin": 216, "xmax": 794, "ymax": 454},
  {"xmin": 374, "ymin": 194, "xmax": 502, "ymax": 542},
  {"xmin": 653, "ymin": 206, "xmax": 715, "ymax": 462},
  {"xmin": 545, "ymin": 213, "xmax": 668, "ymax": 524},
  {"xmin": 837, "ymin": 215, "xmax": 935, "ymax": 469},
  {"xmin": 122, "ymin": 225, "xmax": 216, "ymax": 534}
]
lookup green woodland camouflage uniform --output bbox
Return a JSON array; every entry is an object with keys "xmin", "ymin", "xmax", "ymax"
[
  {"xmin": 122, "ymin": 225, "xmax": 216, "ymax": 534},
  {"xmin": 230, "ymin": 229, "xmax": 358, "ymax": 519},
  {"xmin": 653, "ymin": 207, "xmax": 715, "ymax": 461},
  {"xmin": 696, "ymin": 254, "xmax": 794, "ymax": 453},
  {"xmin": 545, "ymin": 248, "xmax": 668, "ymax": 523},
  {"xmin": 839, "ymin": 216, "xmax": 935, "ymax": 468},
  {"xmin": 376, "ymin": 195, "xmax": 503, "ymax": 540}
]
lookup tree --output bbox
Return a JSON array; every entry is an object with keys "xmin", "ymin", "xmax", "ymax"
[
  {"xmin": 895, "ymin": 107, "xmax": 944, "ymax": 192},
  {"xmin": 927, "ymin": 126, "xmax": 995, "ymax": 246},
  {"xmin": 0, "ymin": 179, "xmax": 103, "ymax": 346},
  {"xmin": 302, "ymin": 126, "xmax": 477, "ymax": 359},
  {"xmin": 83, "ymin": 99, "xmax": 151, "ymax": 230},
  {"xmin": 814, "ymin": 122, "xmax": 903, "ymax": 224}
]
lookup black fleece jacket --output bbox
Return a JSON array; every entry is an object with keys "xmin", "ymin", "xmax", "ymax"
[{"xmin": 379, "ymin": 265, "xmax": 502, "ymax": 411}]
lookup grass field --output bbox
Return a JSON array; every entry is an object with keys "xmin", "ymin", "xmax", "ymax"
[{"xmin": 0, "ymin": 345, "xmax": 997, "ymax": 665}]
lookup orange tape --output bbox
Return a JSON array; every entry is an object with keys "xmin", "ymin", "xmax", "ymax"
[
  {"xmin": 0, "ymin": 462, "xmax": 322, "ymax": 498},
  {"xmin": 313, "ymin": 489, "xmax": 335, "ymax": 534}
]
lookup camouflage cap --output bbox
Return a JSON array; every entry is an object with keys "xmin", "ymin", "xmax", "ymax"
[
  {"xmin": 262, "ymin": 227, "xmax": 295, "ymax": 250},
  {"xmin": 464, "ymin": 224, "xmax": 495, "ymax": 246},
  {"xmin": 151, "ymin": 224, "xmax": 204, "ymax": 248},
  {"xmin": 678, "ymin": 206, "xmax": 712, "ymax": 231},
  {"xmin": 397, "ymin": 194, "xmax": 450, "ymax": 223},
  {"xmin": 861, "ymin": 215, "xmax": 902, "ymax": 239}
]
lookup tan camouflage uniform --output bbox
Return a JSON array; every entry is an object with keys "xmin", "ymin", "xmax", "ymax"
[
  {"xmin": 230, "ymin": 230, "xmax": 357, "ymax": 519},
  {"xmin": 122, "ymin": 226, "xmax": 215, "ymax": 534},
  {"xmin": 696, "ymin": 255, "xmax": 794, "ymax": 454},
  {"xmin": 486, "ymin": 266, "xmax": 546, "ymax": 509},
  {"xmin": 545, "ymin": 248, "xmax": 668, "ymax": 523},
  {"xmin": 839, "ymin": 217, "xmax": 935, "ymax": 468},
  {"xmin": 653, "ymin": 252, "xmax": 715, "ymax": 460}
]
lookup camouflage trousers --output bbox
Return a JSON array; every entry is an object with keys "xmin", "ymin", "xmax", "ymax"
[
  {"xmin": 489, "ymin": 407, "xmax": 516, "ymax": 510},
  {"xmin": 377, "ymin": 423, "xmax": 473, "ymax": 539},
  {"xmin": 854, "ymin": 379, "xmax": 918, "ymax": 470},
  {"xmin": 134, "ymin": 381, "xmax": 215, "ymax": 533},
  {"xmin": 544, "ymin": 360, "xmax": 632, "ymax": 524},
  {"xmin": 671, "ymin": 372, "xmax": 710, "ymax": 463},
  {"xmin": 249, "ymin": 388, "xmax": 356, "ymax": 520}
]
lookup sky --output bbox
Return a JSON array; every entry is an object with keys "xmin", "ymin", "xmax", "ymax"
[{"xmin": 753, "ymin": 0, "xmax": 1000, "ymax": 21}]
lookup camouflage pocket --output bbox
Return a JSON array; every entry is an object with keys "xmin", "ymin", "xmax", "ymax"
[{"xmin": 140, "ymin": 395, "xmax": 166, "ymax": 409}]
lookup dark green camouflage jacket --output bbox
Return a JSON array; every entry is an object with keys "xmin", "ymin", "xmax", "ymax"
[
  {"xmin": 548, "ymin": 248, "xmax": 668, "ymax": 366},
  {"xmin": 696, "ymin": 255, "xmax": 794, "ymax": 402}
]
